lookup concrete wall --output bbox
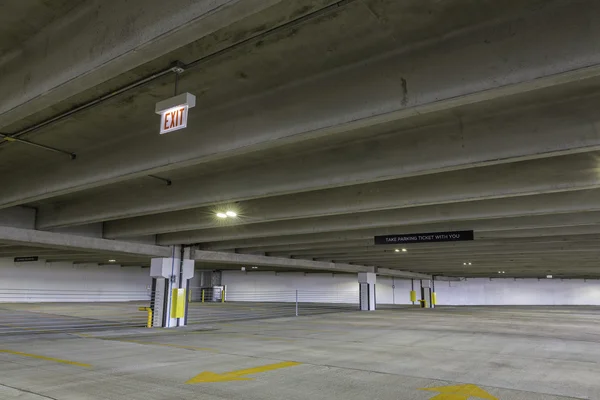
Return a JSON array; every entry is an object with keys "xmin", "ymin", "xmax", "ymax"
[
  {"xmin": 222, "ymin": 271, "xmax": 416, "ymax": 304},
  {"xmin": 436, "ymin": 278, "xmax": 600, "ymax": 306},
  {"xmin": 222, "ymin": 271, "xmax": 360, "ymax": 303},
  {"xmin": 0, "ymin": 258, "xmax": 151, "ymax": 302},
  {"xmin": 222, "ymin": 271, "xmax": 600, "ymax": 305}
]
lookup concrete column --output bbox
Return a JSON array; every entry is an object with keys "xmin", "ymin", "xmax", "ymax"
[
  {"xmin": 150, "ymin": 248, "xmax": 194, "ymax": 328},
  {"xmin": 358, "ymin": 272, "xmax": 376, "ymax": 311},
  {"xmin": 420, "ymin": 279, "xmax": 434, "ymax": 309}
]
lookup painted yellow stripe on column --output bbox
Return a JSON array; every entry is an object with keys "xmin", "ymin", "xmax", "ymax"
[{"xmin": 0, "ymin": 349, "xmax": 91, "ymax": 368}]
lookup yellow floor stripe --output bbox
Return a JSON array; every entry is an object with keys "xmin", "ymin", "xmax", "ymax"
[{"xmin": 0, "ymin": 349, "xmax": 91, "ymax": 368}]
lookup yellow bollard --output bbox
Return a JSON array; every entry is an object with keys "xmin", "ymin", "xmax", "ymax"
[
  {"xmin": 431, "ymin": 292, "xmax": 437, "ymax": 305},
  {"xmin": 410, "ymin": 290, "xmax": 417, "ymax": 303},
  {"xmin": 138, "ymin": 307, "xmax": 153, "ymax": 328},
  {"xmin": 221, "ymin": 289, "xmax": 225, "ymax": 303},
  {"xmin": 201, "ymin": 290, "xmax": 205, "ymax": 303}
]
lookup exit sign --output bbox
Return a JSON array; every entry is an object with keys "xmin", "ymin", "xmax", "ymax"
[{"xmin": 155, "ymin": 93, "xmax": 196, "ymax": 134}]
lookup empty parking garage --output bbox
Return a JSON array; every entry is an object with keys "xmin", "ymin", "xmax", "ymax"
[{"xmin": 2, "ymin": 1, "xmax": 600, "ymax": 399}]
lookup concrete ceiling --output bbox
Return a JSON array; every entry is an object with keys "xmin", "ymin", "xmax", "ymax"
[{"xmin": 2, "ymin": 0, "xmax": 600, "ymax": 278}]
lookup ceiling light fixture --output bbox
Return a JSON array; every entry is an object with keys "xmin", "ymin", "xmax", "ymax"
[
  {"xmin": 546, "ymin": 274, "xmax": 553, "ymax": 279},
  {"xmin": 468, "ymin": 262, "xmax": 472, "ymax": 266},
  {"xmin": 109, "ymin": 259, "xmax": 116, "ymax": 263},
  {"xmin": 463, "ymin": 262, "xmax": 467, "ymax": 266},
  {"xmin": 252, "ymin": 266, "xmax": 258, "ymax": 269},
  {"xmin": 394, "ymin": 249, "xmax": 400, "ymax": 253},
  {"xmin": 216, "ymin": 212, "xmax": 227, "ymax": 218},
  {"xmin": 226, "ymin": 211, "xmax": 237, "ymax": 217},
  {"xmin": 402, "ymin": 248, "xmax": 407, "ymax": 252}
]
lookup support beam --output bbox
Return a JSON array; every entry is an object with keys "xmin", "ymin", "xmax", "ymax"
[
  {"xmin": 0, "ymin": 0, "xmax": 281, "ymax": 128},
  {"xmin": 104, "ymin": 152, "xmax": 600, "ymax": 238},
  {"xmin": 42, "ymin": 96, "xmax": 600, "ymax": 229},
  {"xmin": 377, "ymin": 268, "xmax": 431, "ymax": 280},
  {"xmin": 0, "ymin": 226, "xmax": 170, "ymax": 257},
  {"xmin": 200, "ymin": 225, "xmax": 600, "ymax": 251},
  {"xmin": 158, "ymin": 208, "xmax": 600, "ymax": 245},
  {"xmin": 6, "ymin": 2, "xmax": 600, "ymax": 214},
  {"xmin": 192, "ymin": 249, "xmax": 429, "ymax": 278}
]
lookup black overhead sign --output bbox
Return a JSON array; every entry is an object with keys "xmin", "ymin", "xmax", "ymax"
[
  {"xmin": 14, "ymin": 256, "xmax": 39, "ymax": 263},
  {"xmin": 374, "ymin": 230, "xmax": 474, "ymax": 245}
]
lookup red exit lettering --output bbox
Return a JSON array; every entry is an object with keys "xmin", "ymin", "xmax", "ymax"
[{"xmin": 162, "ymin": 107, "xmax": 186, "ymax": 132}]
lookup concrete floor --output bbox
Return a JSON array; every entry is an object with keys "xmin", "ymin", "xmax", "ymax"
[{"xmin": 1, "ymin": 306, "xmax": 599, "ymax": 400}]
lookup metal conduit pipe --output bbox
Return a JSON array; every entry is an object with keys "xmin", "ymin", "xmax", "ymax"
[{"xmin": 0, "ymin": 0, "xmax": 357, "ymax": 156}]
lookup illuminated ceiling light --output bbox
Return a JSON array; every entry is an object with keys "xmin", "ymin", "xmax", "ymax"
[
  {"xmin": 498, "ymin": 271, "xmax": 502, "ymax": 274},
  {"xmin": 216, "ymin": 212, "xmax": 227, "ymax": 218},
  {"xmin": 394, "ymin": 249, "xmax": 400, "ymax": 253},
  {"xmin": 463, "ymin": 262, "xmax": 467, "ymax": 266},
  {"xmin": 468, "ymin": 262, "xmax": 472, "ymax": 265},
  {"xmin": 252, "ymin": 266, "xmax": 258, "ymax": 269},
  {"xmin": 546, "ymin": 274, "xmax": 553, "ymax": 279},
  {"xmin": 109, "ymin": 259, "xmax": 116, "ymax": 263},
  {"xmin": 226, "ymin": 210, "xmax": 237, "ymax": 217},
  {"xmin": 402, "ymin": 248, "xmax": 407, "ymax": 252}
]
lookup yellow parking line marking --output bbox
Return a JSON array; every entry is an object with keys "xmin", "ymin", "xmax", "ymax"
[
  {"xmin": 186, "ymin": 361, "xmax": 301, "ymax": 384},
  {"xmin": 420, "ymin": 384, "xmax": 498, "ymax": 400},
  {"xmin": 0, "ymin": 350, "xmax": 91, "ymax": 368}
]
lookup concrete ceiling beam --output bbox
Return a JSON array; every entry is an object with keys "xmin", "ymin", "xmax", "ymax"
[
  {"xmin": 158, "ymin": 206, "xmax": 600, "ymax": 245},
  {"xmin": 192, "ymin": 249, "xmax": 367, "ymax": 274},
  {"xmin": 103, "ymin": 144, "xmax": 600, "ymax": 238},
  {"xmin": 6, "ymin": 2, "xmax": 600, "ymax": 214},
  {"xmin": 199, "ymin": 225, "xmax": 600, "ymax": 251},
  {"xmin": 375, "ymin": 268, "xmax": 431, "ymax": 280},
  {"xmin": 0, "ymin": 226, "xmax": 170, "ymax": 257},
  {"xmin": 43, "ymin": 97, "xmax": 600, "ymax": 229},
  {"xmin": 228, "ymin": 235, "xmax": 600, "ymax": 254},
  {"xmin": 0, "ymin": 0, "xmax": 282, "ymax": 128}
]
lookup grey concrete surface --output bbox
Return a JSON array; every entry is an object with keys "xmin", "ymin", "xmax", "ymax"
[{"xmin": 1, "ymin": 306, "xmax": 598, "ymax": 399}]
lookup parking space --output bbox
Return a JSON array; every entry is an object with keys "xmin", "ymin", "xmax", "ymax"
[{"xmin": 1, "ymin": 307, "xmax": 598, "ymax": 400}]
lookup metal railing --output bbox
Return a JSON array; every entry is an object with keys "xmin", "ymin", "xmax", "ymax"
[
  {"xmin": 0, "ymin": 288, "xmax": 153, "ymax": 335},
  {"xmin": 186, "ymin": 288, "xmax": 359, "ymax": 324}
]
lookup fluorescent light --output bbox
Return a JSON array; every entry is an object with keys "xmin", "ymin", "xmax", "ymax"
[
  {"xmin": 252, "ymin": 266, "xmax": 258, "ymax": 269},
  {"xmin": 394, "ymin": 249, "xmax": 400, "ymax": 253},
  {"xmin": 226, "ymin": 211, "xmax": 237, "ymax": 217},
  {"xmin": 546, "ymin": 275, "xmax": 553, "ymax": 279},
  {"xmin": 463, "ymin": 263, "xmax": 467, "ymax": 266},
  {"xmin": 216, "ymin": 212, "xmax": 227, "ymax": 218},
  {"xmin": 468, "ymin": 262, "xmax": 472, "ymax": 265},
  {"xmin": 109, "ymin": 259, "xmax": 116, "ymax": 263},
  {"xmin": 402, "ymin": 248, "xmax": 407, "ymax": 252}
]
